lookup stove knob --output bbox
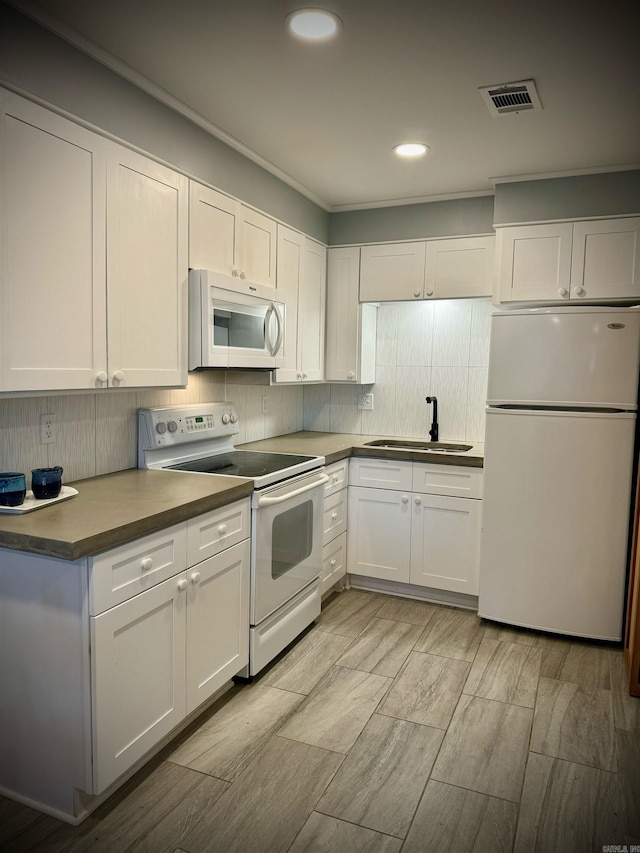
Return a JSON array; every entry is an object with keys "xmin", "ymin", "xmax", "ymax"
[
  {"xmin": 222, "ymin": 413, "xmax": 231, "ymax": 425},
  {"xmin": 155, "ymin": 421, "xmax": 167, "ymax": 434},
  {"xmin": 167, "ymin": 420, "xmax": 178, "ymax": 433},
  {"xmin": 230, "ymin": 413, "xmax": 238, "ymax": 423}
]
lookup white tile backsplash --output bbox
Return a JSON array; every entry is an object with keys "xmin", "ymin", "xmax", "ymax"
[{"xmin": 319, "ymin": 297, "xmax": 492, "ymax": 442}]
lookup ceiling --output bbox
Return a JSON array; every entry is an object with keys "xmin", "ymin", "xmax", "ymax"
[{"xmin": 12, "ymin": 0, "xmax": 640, "ymax": 211}]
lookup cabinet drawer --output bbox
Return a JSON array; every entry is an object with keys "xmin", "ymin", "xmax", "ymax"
[
  {"xmin": 324, "ymin": 488, "xmax": 348, "ymax": 546},
  {"xmin": 325, "ymin": 459, "xmax": 349, "ymax": 496},
  {"xmin": 89, "ymin": 523, "xmax": 187, "ymax": 616},
  {"xmin": 321, "ymin": 531, "xmax": 347, "ymax": 595},
  {"xmin": 412, "ymin": 464, "xmax": 483, "ymax": 499},
  {"xmin": 186, "ymin": 498, "xmax": 251, "ymax": 567},
  {"xmin": 349, "ymin": 457, "xmax": 414, "ymax": 491}
]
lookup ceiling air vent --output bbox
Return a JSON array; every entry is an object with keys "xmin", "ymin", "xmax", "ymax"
[{"xmin": 479, "ymin": 79, "xmax": 542, "ymax": 117}]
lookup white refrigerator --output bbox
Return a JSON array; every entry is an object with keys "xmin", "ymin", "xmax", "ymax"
[{"xmin": 478, "ymin": 305, "xmax": 640, "ymax": 641}]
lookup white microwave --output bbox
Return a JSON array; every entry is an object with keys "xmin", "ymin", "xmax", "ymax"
[{"xmin": 189, "ymin": 270, "xmax": 285, "ymax": 369}]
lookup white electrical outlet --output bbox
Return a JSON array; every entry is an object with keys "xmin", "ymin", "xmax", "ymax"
[
  {"xmin": 39, "ymin": 413, "xmax": 56, "ymax": 444},
  {"xmin": 358, "ymin": 393, "xmax": 374, "ymax": 411}
]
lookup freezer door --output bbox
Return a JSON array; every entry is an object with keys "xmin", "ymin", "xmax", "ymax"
[
  {"xmin": 478, "ymin": 408, "xmax": 635, "ymax": 640},
  {"xmin": 487, "ymin": 307, "xmax": 640, "ymax": 409}
]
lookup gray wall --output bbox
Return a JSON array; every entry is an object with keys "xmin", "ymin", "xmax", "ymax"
[
  {"xmin": 494, "ymin": 171, "xmax": 640, "ymax": 225},
  {"xmin": 328, "ymin": 195, "xmax": 495, "ymax": 245},
  {"xmin": 0, "ymin": 2, "xmax": 329, "ymax": 242}
]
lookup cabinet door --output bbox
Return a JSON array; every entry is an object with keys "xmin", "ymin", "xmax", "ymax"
[
  {"xmin": 348, "ymin": 486, "xmax": 411, "ymax": 582},
  {"xmin": 186, "ymin": 539, "xmax": 249, "ymax": 714},
  {"xmin": 299, "ymin": 238, "xmax": 326, "ymax": 381},
  {"xmin": 189, "ymin": 181, "xmax": 238, "ymax": 274},
  {"xmin": 410, "ymin": 494, "xmax": 481, "ymax": 595},
  {"xmin": 91, "ymin": 573, "xmax": 187, "ymax": 793},
  {"xmin": 425, "ymin": 236, "xmax": 494, "ymax": 299},
  {"xmin": 497, "ymin": 224, "xmax": 573, "ymax": 303},
  {"xmin": 322, "ymin": 531, "xmax": 347, "ymax": 595},
  {"xmin": 325, "ymin": 247, "xmax": 361, "ymax": 381},
  {"xmin": 107, "ymin": 145, "xmax": 188, "ymax": 387},
  {"xmin": 359, "ymin": 242, "xmax": 426, "ymax": 302},
  {"xmin": 0, "ymin": 92, "xmax": 107, "ymax": 391},
  {"xmin": 571, "ymin": 218, "xmax": 640, "ymax": 300},
  {"xmin": 238, "ymin": 206, "xmax": 277, "ymax": 288},
  {"xmin": 273, "ymin": 225, "xmax": 304, "ymax": 382}
]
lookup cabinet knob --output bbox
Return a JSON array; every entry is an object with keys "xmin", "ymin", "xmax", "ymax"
[
  {"xmin": 112, "ymin": 370, "xmax": 125, "ymax": 383},
  {"xmin": 558, "ymin": 287, "xmax": 569, "ymax": 298},
  {"xmin": 331, "ymin": 512, "xmax": 338, "ymax": 521},
  {"xmin": 425, "ymin": 289, "xmax": 434, "ymax": 297},
  {"xmin": 414, "ymin": 496, "xmax": 422, "ymax": 505},
  {"xmin": 413, "ymin": 290, "xmax": 421, "ymax": 298},
  {"xmin": 330, "ymin": 559, "xmax": 337, "ymax": 567},
  {"xmin": 218, "ymin": 524, "xmax": 227, "ymax": 535},
  {"xmin": 401, "ymin": 495, "xmax": 409, "ymax": 503},
  {"xmin": 96, "ymin": 371, "xmax": 108, "ymax": 385},
  {"xmin": 333, "ymin": 474, "xmax": 339, "ymax": 483},
  {"xmin": 575, "ymin": 286, "xmax": 586, "ymax": 297},
  {"xmin": 348, "ymin": 371, "xmax": 355, "ymax": 379},
  {"xmin": 240, "ymin": 271, "xmax": 246, "ymax": 279},
  {"xmin": 303, "ymin": 373, "xmax": 308, "ymax": 380},
  {"xmin": 177, "ymin": 579, "xmax": 188, "ymax": 592},
  {"xmin": 190, "ymin": 572, "xmax": 201, "ymax": 584},
  {"xmin": 140, "ymin": 557, "xmax": 153, "ymax": 571},
  {"xmin": 231, "ymin": 268, "xmax": 239, "ymax": 277}
]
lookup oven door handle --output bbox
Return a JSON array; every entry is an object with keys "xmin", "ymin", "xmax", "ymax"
[{"xmin": 256, "ymin": 473, "xmax": 329, "ymax": 506}]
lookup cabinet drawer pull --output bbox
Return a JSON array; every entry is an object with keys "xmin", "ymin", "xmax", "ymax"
[
  {"xmin": 414, "ymin": 496, "xmax": 422, "ymax": 505},
  {"xmin": 330, "ymin": 559, "xmax": 337, "ymax": 567},
  {"xmin": 218, "ymin": 524, "xmax": 227, "ymax": 535},
  {"xmin": 558, "ymin": 287, "xmax": 569, "ymax": 298},
  {"xmin": 177, "ymin": 579, "xmax": 188, "ymax": 592},
  {"xmin": 332, "ymin": 474, "xmax": 339, "ymax": 483},
  {"xmin": 575, "ymin": 286, "xmax": 586, "ymax": 297},
  {"xmin": 331, "ymin": 512, "xmax": 338, "ymax": 521},
  {"xmin": 190, "ymin": 572, "xmax": 201, "ymax": 584},
  {"xmin": 401, "ymin": 495, "xmax": 409, "ymax": 503},
  {"xmin": 140, "ymin": 557, "xmax": 153, "ymax": 571}
]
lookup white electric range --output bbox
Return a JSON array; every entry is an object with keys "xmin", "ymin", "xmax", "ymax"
[{"xmin": 138, "ymin": 403, "xmax": 327, "ymax": 675}]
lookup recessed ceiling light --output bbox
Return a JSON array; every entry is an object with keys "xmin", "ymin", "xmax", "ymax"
[
  {"xmin": 393, "ymin": 143, "xmax": 430, "ymax": 158},
  {"xmin": 286, "ymin": 8, "xmax": 342, "ymax": 41}
]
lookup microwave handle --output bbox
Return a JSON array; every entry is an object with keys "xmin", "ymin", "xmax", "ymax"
[{"xmin": 266, "ymin": 302, "xmax": 283, "ymax": 356}]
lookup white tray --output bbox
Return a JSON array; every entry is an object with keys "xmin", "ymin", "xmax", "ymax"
[{"xmin": 0, "ymin": 486, "xmax": 78, "ymax": 514}]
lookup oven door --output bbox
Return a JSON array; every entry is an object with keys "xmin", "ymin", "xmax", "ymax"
[{"xmin": 251, "ymin": 468, "xmax": 328, "ymax": 625}]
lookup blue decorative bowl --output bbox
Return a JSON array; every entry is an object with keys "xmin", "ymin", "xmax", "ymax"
[
  {"xmin": 31, "ymin": 466, "xmax": 63, "ymax": 500},
  {"xmin": 0, "ymin": 472, "xmax": 27, "ymax": 507}
]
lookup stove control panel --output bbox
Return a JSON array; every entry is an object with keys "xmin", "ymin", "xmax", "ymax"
[{"xmin": 138, "ymin": 403, "xmax": 239, "ymax": 450}]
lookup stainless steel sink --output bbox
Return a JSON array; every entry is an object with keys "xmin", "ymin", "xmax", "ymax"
[{"xmin": 363, "ymin": 440, "xmax": 473, "ymax": 453}]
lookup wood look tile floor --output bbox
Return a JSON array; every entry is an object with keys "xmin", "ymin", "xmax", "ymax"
[{"xmin": 2, "ymin": 589, "xmax": 639, "ymax": 853}]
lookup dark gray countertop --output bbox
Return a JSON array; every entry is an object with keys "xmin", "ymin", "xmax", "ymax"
[
  {"xmin": 0, "ymin": 432, "xmax": 482, "ymax": 561},
  {"xmin": 240, "ymin": 431, "xmax": 484, "ymax": 468},
  {"xmin": 0, "ymin": 469, "xmax": 253, "ymax": 561}
]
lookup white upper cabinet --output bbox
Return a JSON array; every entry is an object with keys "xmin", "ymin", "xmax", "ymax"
[
  {"xmin": 325, "ymin": 247, "xmax": 376, "ymax": 383},
  {"xmin": 0, "ymin": 90, "xmax": 188, "ymax": 392},
  {"xmin": 359, "ymin": 236, "xmax": 494, "ymax": 302},
  {"xmin": 424, "ymin": 236, "xmax": 493, "ymax": 299},
  {"xmin": 359, "ymin": 242, "xmax": 426, "ymax": 301},
  {"xmin": 496, "ymin": 218, "xmax": 640, "ymax": 304},
  {"xmin": 570, "ymin": 218, "xmax": 640, "ymax": 301},
  {"xmin": 273, "ymin": 226, "xmax": 326, "ymax": 383},
  {"xmin": 0, "ymin": 91, "xmax": 108, "ymax": 391},
  {"xmin": 189, "ymin": 181, "xmax": 276, "ymax": 289},
  {"xmin": 106, "ymin": 146, "xmax": 188, "ymax": 388}
]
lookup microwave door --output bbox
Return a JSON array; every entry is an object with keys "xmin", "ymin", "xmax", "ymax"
[{"xmin": 211, "ymin": 299, "xmax": 276, "ymax": 367}]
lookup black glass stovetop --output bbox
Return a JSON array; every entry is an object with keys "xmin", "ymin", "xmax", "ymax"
[{"xmin": 168, "ymin": 450, "xmax": 316, "ymax": 479}]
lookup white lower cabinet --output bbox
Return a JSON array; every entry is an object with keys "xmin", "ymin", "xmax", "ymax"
[
  {"xmin": 348, "ymin": 459, "xmax": 482, "ymax": 596},
  {"xmin": 321, "ymin": 460, "xmax": 349, "ymax": 594},
  {"xmin": 0, "ymin": 497, "xmax": 250, "ymax": 820}
]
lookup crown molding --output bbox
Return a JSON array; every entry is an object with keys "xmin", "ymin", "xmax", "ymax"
[{"xmin": 489, "ymin": 164, "xmax": 640, "ymax": 185}]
